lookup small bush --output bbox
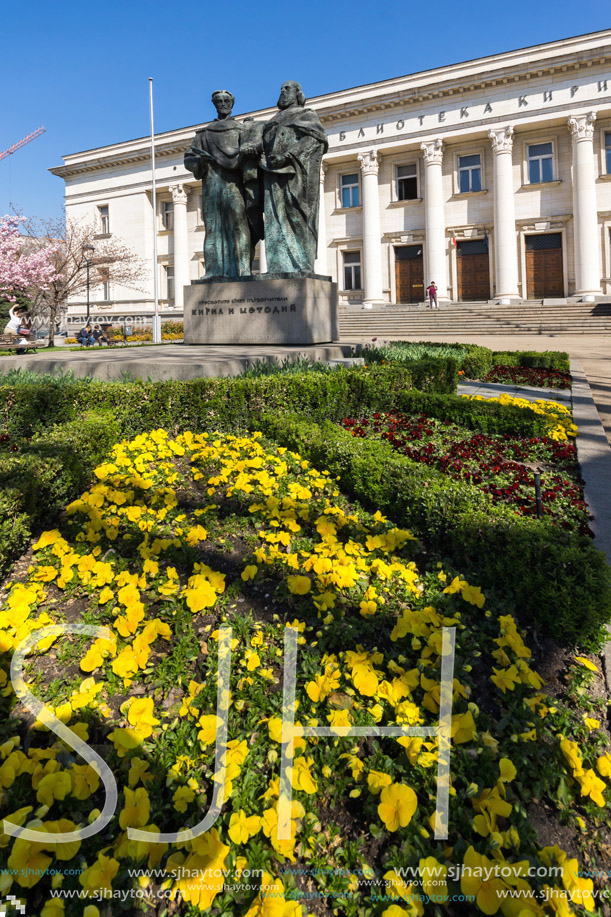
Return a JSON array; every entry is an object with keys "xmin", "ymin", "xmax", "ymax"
[
  {"xmin": 0, "ymin": 362, "xmax": 454, "ymax": 439},
  {"xmin": 492, "ymin": 349, "xmax": 571, "ymax": 372},
  {"xmin": 394, "ymin": 390, "xmax": 550, "ymax": 436},
  {"xmin": 0, "ymin": 411, "xmax": 120, "ymax": 578},
  {"xmin": 362, "ymin": 340, "xmax": 496, "ymax": 380}
]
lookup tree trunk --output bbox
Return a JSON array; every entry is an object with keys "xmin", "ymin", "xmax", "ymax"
[{"xmin": 47, "ymin": 302, "xmax": 56, "ymax": 347}]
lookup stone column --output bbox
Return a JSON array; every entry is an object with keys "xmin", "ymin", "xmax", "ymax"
[
  {"xmin": 170, "ymin": 184, "xmax": 189, "ymax": 312},
  {"xmin": 420, "ymin": 139, "xmax": 448, "ymax": 301},
  {"xmin": 568, "ymin": 112, "xmax": 600, "ymax": 300},
  {"xmin": 358, "ymin": 151, "xmax": 385, "ymax": 308},
  {"xmin": 314, "ymin": 162, "xmax": 328, "ymax": 276},
  {"xmin": 488, "ymin": 126, "xmax": 519, "ymax": 303}
]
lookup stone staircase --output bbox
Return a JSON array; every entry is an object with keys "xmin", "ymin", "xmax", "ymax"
[{"xmin": 338, "ymin": 300, "xmax": 611, "ymax": 339}]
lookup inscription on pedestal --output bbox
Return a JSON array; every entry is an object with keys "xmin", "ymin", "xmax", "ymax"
[{"xmin": 184, "ymin": 276, "xmax": 338, "ymax": 345}]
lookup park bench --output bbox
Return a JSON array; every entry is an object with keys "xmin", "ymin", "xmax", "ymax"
[{"xmin": 0, "ymin": 335, "xmax": 44, "ymax": 354}]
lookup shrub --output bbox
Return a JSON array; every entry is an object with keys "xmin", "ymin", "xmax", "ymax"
[
  {"xmin": 0, "ymin": 411, "xmax": 120, "ymax": 578},
  {"xmin": 162, "ymin": 320, "xmax": 184, "ymax": 340},
  {"xmin": 258, "ymin": 412, "xmax": 611, "ymax": 646},
  {"xmin": 394, "ymin": 390, "xmax": 550, "ymax": 436},
  {"xmin": 0, "ymin": 363, "xmax": 455, "ymax": 439},
  {"xmin": 492, "ymin": 349, "xmax": 571, "ymax": 372},
  {"xmin": 0, "ymin": 490, "xmax": 31, "ymax": 573}
]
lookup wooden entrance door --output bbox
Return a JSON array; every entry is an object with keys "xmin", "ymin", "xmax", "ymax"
[
  {"xmin": 456, "ymin": 239, "xmax": 490, "ymax": 301},
  {"xmin": 395, "ymin": 246, "xmax": 424, "ymax": 303},
  {"xmin": 525, "ymin": 234, "xmax": 563, "ymax": 299}
]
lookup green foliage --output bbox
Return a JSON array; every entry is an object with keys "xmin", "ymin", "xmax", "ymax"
[
  {"xmin": 0, "ymin": 362, "xmax": 455, "ymax": 439},
  {"xmin": 362, "ymin": 340, "xmax": 467, "ymax": 362},
  {"xmin": 361, "ymin": 340, "xmax": 570, "ymax": 379},
  {"xmin": 0, "ymin": 411, "xmax": 120, "ymax": 578},
  {"xmin": 362, "ymin": 339, "xmax": 494, "ymax": 379},
  {"xmin": 492, "ymin": 350, "xmax": 571, "ymax": 372},
  {"xmin": 395, "ymin": 390, "xmax": 550, "ymax": 436},
  {"xmin": 258, "ymin": 412, "xmax": 611, "ymax": 646},
  {"xmin": 459, "ymin": 344, "xmax": 494, "ymax": 379},
  {"xmin": 0, "ymin": 490, "xmax": 31, "ymax": 572},
  {"xmin": 0, "ymin": 368, "xmax": 93, "ymax": 386},
  {"xmin": 240, "ymin": 355, "xmax": 336, "ymax": 377}
]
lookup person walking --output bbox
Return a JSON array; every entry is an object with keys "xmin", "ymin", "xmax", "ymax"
[{"xmin": 426, "ymin": 281, "xmax": 438, "ymax": 309}]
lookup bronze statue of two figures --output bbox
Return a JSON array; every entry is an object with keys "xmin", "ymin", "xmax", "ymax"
[{"xmin": 185, "ymin": 81, "xmax": 328, "ymax": 279}]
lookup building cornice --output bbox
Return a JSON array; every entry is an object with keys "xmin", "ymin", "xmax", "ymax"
[{"xmin": 50, "ymin": 30, "xmax": 611, "ymax": 180}]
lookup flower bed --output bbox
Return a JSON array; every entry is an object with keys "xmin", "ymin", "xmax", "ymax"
[
  {"xmin": 340, "ymin": 411, "xmax": 590, "ymax": 536},
  {"xmin": 483, "ymin": 365, "xmax": 572, "ymax": 389},
  {"xmin": 0, "ymin": 430, "xmax": 609, "ymax": 916},
  {"xmin": 461, "ymin": 393, "xmax": 577, "ymax": 442}
]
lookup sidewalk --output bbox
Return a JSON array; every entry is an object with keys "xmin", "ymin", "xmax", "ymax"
[{"xmin": 458, "ymin": 379, "xmax": 571, "ymax": 405}]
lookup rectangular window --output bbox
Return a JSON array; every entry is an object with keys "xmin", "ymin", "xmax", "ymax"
[
  {"xmin": 396, "ymin": 163, "xmax": 418, "ymax": 200},
  {"xmin": 98, "ymin": 205, "xmax": 109, "ymax": 234},
  {"xmin": 162, "ymin": 201, "xmax": 174, "ymax": 231},
  {"xmin": 99, "ymin": 268, "xmax": 110, "ymax": 301},
  {"xmin": 528, "ymin": 142, "xmax": 554, "ymax": 183},
  {"xmin": 605, "ymin": 131, "xmax": 611, "ymax": 175},
  {"xmin": 458, "ymin": 154, "xmax": 482, "ymax": 193},
  {"xmin": 343, "ymin": 251, "xmax": 362, "ymax": 291},
  {"xmin": 165, "ymin": 265, "xmax": 175, "ymax": 301},
  {"xmin": 341, "ymin": 173, "xmax": 360, "ymax": 208}
]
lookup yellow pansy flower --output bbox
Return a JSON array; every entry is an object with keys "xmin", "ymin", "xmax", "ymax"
[{"xmin": 378, "ymin": 783, "xmax": 418, "ymax": 832}]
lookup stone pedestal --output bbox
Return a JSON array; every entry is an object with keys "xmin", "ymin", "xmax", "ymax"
[{"xmin": 184, "ymin": 274, "xmax": 338, "ymax": 345}]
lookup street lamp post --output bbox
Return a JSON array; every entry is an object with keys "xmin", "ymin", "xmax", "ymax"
[{"xmin": 83, "ymin": 244, "xmax": 95, "ymax": 324}]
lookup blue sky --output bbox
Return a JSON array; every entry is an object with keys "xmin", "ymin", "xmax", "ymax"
[{"xmin": 2, "ymin": 0, "xmax": 609, "ymax": 222}]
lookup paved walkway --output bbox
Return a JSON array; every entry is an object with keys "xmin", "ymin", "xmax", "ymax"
[{"xmin": 458, "ymin": 378, "xmax": 571, "ymax": 404}]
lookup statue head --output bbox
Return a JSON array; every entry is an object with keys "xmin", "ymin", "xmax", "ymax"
[
  {"xmin": 277, "ymin": 81, "xmax": 305, "ymax": 110},
  {"xmin": 212, "ymin": 90, "xmax": 235, "ymax": 119}
]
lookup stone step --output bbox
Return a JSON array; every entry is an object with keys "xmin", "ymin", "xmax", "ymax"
[{"xmin": 337, "ymin": 299, "xmax": 611, "ymax": 337}]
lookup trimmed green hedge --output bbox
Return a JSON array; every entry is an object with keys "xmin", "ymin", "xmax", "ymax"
[
  {"xmin": 491, "ymin": 349, "xmax": 571, "ymax": 372},
  {"xmin": 361, "ymin": 341, "xmax": 571, "ymax": 378},
  {"xmin": 0, "ymin": 361, "xmax": 457, "ymax": 440},
  {"xmin": 258, "ymin": 412, "xmax": 611, "ymax": 646},
  {"xmin": 0, "ymin": 412, "xmax": 120, "ymax": 578},
  {"xmin": 394, "ymin": 390, "xmax": 550, "ymax": 436}
]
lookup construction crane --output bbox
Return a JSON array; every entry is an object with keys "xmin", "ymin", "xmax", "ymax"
[{"xmin": 0, "ymin": 126, "xmax": 46, "ymax": 162}]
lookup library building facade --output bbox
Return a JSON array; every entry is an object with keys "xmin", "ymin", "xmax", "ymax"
[{"xmin": 51, "ymin": 29, "xmax": 611, "ymax": 327}]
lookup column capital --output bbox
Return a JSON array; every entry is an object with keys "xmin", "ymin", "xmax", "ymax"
[
  {"xmin": 358, "ymin": 150, "xmax": 379, "ymax": 176},
  {"xmin": 568, "ymin": 112, "xmax": 596, "ymax": 142},
  {"xmin": 488, "ymin": 126, "xmax": 514, "ymax": 154},
  {"xmin": 170, "ymin": 183, "xmax": 188, "ymax": 205},
  {"xmin": 420, "ymin": 138, "xmax": 443, "ymax": 166}
]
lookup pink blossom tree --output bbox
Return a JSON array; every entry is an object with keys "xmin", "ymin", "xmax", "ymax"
[
  {"xmin": 0, "ymin": 215, "xmax": 60, "ymax": 307},
  {"xmin": 24, "ymin": 215, "xmax": 147, "ymax": 346}
]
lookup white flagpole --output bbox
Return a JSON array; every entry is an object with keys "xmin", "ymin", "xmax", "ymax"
[{"xmin": 149, "ymin": 77, "xmax": 161, "ymax": 344}]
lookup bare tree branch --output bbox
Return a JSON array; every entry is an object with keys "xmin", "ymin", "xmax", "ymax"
[{"xmin": 24, "ymin": 214, "xmax": 149, "ymax": 346}]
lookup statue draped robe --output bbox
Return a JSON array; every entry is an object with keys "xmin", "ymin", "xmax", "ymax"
[
  {"xmin": 262, "ymin": 107, "xmax": 328, "ymax": 275},
  {"xmin": 185, "ymin": 119, "xmax": 262, "ymax": 279}
]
